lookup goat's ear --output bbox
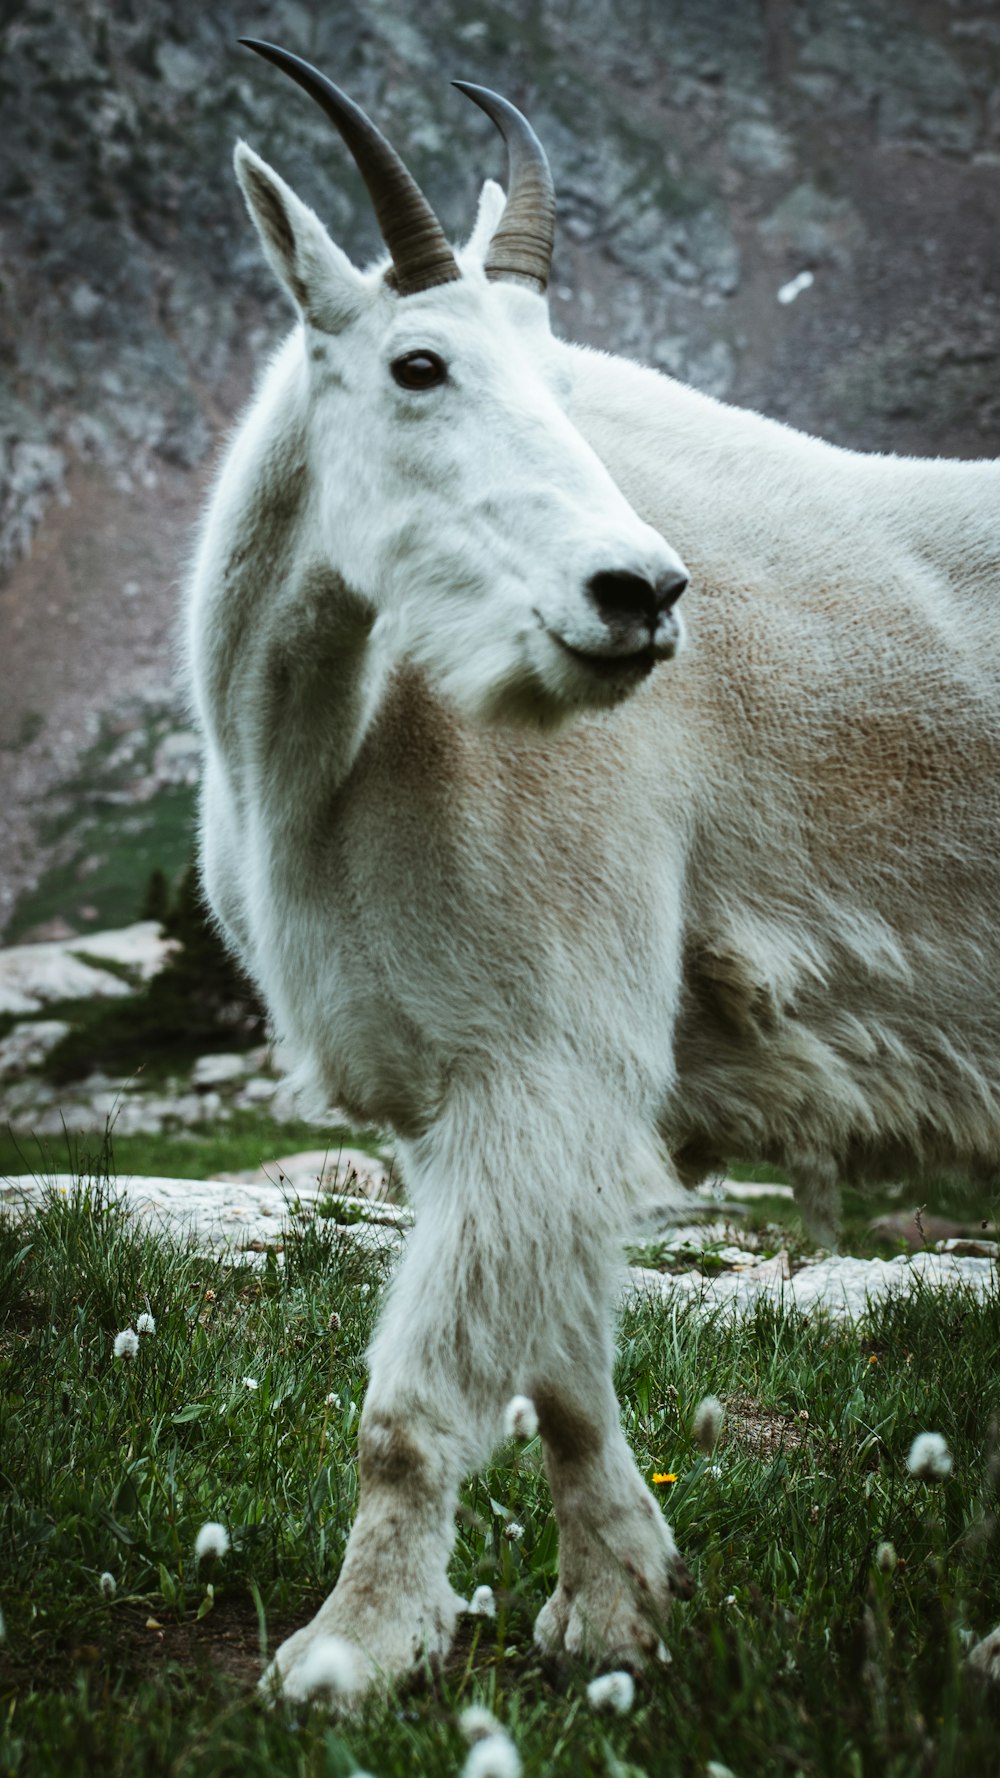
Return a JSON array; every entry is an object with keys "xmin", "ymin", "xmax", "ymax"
[
  {"xmin": 463, "ymin": 178, "xmax": 507, "ymax": 265},
  {"xmin": 234, "ymin": 142, "xmax": 365, "ymax": 334}
]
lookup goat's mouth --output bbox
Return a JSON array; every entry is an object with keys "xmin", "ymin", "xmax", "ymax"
[{"xmin": 550, "ymin": 634, "xmax": 660, "ymax": 680}]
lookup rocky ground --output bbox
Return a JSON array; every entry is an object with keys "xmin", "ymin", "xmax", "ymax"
[{"xmin": 4, "ymin": 0, "xmax": 1000, "ymax": 927}]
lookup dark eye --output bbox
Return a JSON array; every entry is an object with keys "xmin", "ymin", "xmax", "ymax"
[{"xmin": 391, "ymin": 349, "xmax": 448, "ymax": 390}]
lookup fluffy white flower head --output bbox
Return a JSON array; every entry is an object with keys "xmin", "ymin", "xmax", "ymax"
[
  {"xmin": 194, "ymin": 1521, "xmax": 230, "ymax": 1562},
  {"xmin": 693, "ymin": 1394, "xmax": 724, "ymax": 1455},
  {"xmin": 136, "ymin": 1312, "xmax": 156, "ymax": 1336},
  {"xmin": 503, "ymin": 1521, "xmax": 524, "ymax": 1542},
  {"xmin": 326, "ymin": 1391, "xmax": 341, "ymax": 1409},
  {"xmin": 242, "ymin": 1376, "xmax": 259, "ymax": 1390},
  {"xmin": 283, "ymin": 1634, "xmax": 367, "ymax": 1704},
  {"xmin": 113, "ymin": 1328, "xmax": 139, "ymax": 1360},
  {"xmin": 907, "ymin": 1431, "xmax": 953, "ymax": 1481},
  {"xmin": 586, "ymin": 1669, "xmax": 635, "ymax": 1715},
  {"xmin": 875, "ymin": 1540, "xmax": 897, "ymax": 1574},
  {"xmin": 99, "ymin": 1571, "xmax": 117, "ymax": 1599},
  {"xmin": 467, "ymin": 1584, "xmax": 496, "ymax": 1619},
  {"xmin": 462, "ymin": 1729, "xmax": 521, "ymax": 1778},
  {"xmin": 459, "ymin": 1703, "xmax": 501, "ymax": 1743},
  {"xmin": 503, "ymin": 1394, "xmax": 538, "ymax": 1442}
]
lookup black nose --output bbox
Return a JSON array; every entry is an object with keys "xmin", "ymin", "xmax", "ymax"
[{"xmin": 587, "ymin": 568, "xmax": 688, "ymax": 632}]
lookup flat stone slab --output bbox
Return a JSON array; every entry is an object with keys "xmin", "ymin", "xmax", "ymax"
[
  {"xmin": 0, "ymin": 1172, "xmax": 410, "ymax": 1259},
  {"xmin": 629, "ymin": 1248, "xmax": 997, "ymax": 1320}
]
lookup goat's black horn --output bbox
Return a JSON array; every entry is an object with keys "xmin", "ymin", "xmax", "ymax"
[
  {"xmin": 240, "ymin": 40, "xmax": 462, "ymax": 297},
  {"xmin": 452, "ymin": 81, "xmax": 556, "ymax": 293}
]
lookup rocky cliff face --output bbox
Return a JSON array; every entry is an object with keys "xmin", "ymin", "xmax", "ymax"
[{"xmin": 2, "ymin": 0, "xmax": 1000, "ymax": 926}]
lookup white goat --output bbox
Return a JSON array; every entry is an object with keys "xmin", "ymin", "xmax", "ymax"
[{"xmin": 186, "ymin": 43, "xmax": 1000, "ymax": 1701}]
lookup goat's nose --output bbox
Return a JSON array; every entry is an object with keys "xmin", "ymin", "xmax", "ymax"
[{"xmin": 586, "ymin": 567, "xmax": 689, "ymax": 632}]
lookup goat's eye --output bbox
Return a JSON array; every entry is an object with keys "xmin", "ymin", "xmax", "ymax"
[{"xmin": 391, "ymin": 350, "xmax": 448, "ymax": 390}]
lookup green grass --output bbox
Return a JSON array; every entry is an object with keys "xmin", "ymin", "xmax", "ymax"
[
  {"xmin": 1, "ymin": 1171, "xmax": 999, "ymax": 1776},
  {"xmin": 0, "ymin": 1114, "xmax": 388, "ymax": 1188}
]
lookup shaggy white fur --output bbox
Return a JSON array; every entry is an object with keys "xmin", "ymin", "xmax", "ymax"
[{"xmin": 185, "ymin": 108, "xmax": 1000, "ymax": 1705}]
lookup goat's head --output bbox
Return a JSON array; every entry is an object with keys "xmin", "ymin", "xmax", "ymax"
[{"xmin": 236, "ymin": 42, "xmax": 688, "ymax": 725}]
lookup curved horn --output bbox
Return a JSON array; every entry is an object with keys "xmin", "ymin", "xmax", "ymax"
[
  {"xmin": 240, "ymin": 40, "xmax": 461, "ymax": 297},
  {"xmin": 452, "ymin": 82, "xmax": 556, "ymax": 293}
]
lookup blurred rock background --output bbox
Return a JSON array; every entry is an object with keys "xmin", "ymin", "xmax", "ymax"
[{"xmin": 2, "ymin": 0, "xmax": 1000, "ymax": 938}]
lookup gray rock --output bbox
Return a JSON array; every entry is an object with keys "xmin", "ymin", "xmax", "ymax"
[
  {"xmin": 0, "ymin": 1020, "xmax": 70, "ymax": 1079},
  {"xmin": 190, "ymin": 1053, "xmax": 252, "ymax": 1089}
]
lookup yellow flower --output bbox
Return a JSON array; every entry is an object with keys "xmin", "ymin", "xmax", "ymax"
[
  {"xmin": 868, "ymin": 1354, "xmax": 878, "ymax": 1364},
  {"xmin": 652, "ymin": 1471, "xmax": 678, "ymax": 1485}
]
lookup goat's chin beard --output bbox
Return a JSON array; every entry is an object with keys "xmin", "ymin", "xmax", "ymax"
[
  {"xmin": 442, "ymin": 642, "xmax": 653, "ymax": 732},
  {"xmin": 396, "ymin": 604, "xmax": 655, "ymax": 732}
]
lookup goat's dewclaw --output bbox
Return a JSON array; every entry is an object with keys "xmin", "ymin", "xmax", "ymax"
[
  {"xmin": 586, "ymin": 1669, "xmax": 635, "ymax": 1714},
  {"xmin": 113, "ymin": 1328, "xmax": 139, "ymax": 1360},
  {"xmin": 503, "ymin": 1393, "xmax": 538, "ymax": 1442},
  {"xmin": 967, "ymin": 1624, "xmax": 1000, "ymax": 1686},
  {"xmin": 136, "ymin": 1311, "xmax": 156, "ymax": 1336},
  {"xmin": 693, "ymin": 1393, "xmax": 724, "ymax": 1455},
  {"xmin": 461, "ymin": 1729, "xmax": 522, "ymax": 1778},
  {"xmin": 906, "ymin": 1431, "xmax": 953, "ymax": 1481},
  {"xmin": 194, "ymin": 1521, "xmax": 230, "ymax": 1562},
  {"xmin": 99, "ymin": 1571, "xmax": 117, "ymax": 1599}
]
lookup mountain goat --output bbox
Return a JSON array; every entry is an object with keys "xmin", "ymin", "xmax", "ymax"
[{"xmin": 186, "ymin": 41, "xmax": 1000, "ymax": 1701}]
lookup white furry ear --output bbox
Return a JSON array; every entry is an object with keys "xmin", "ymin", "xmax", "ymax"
[
  {"xmin": 463, "ymin": 178, "xmax": 507, "ymax": 265},
  {"xmin": 234, "ymin": 142, "xmax": 366, "ymax": 334}
]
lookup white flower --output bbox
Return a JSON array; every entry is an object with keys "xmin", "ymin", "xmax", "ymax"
[
  {"xmin": 462, "ymin": 1730, "xmax": 521, "ymax": 1778},
  {"xmin": 136, "ymin": 1312, "xmax": 156, "ymax": 1336},
  {"xmin": 284, "ymin": 1634, "xmax": 367, "ymax": 1703},
  {"xmin": 503, "ymin": 1521, "xmax": 524, "ymax": 1542},
  {"xmin": 242, "ymin": 1376, "xmax": 259, "ymax": 1390},
  {"xmin": 325, "ymin": 1392, "xmax": 341, "ymax": 1409},
  {"xmin": 194, "ymin": 1521, "xmax": 230, "ymax": 1562},
  {"xmin": 113, "ymin": 1328, "xmax": 139, "ymax": 1360},
  {"xmin": 907, "ymin": 1431, "xmax": 953, "ymax": 1481},
  {"xmin": 466, "ymin": 1584, "xmax": 496, "ymax": 1619},
  {"xmin": 875, "ymin": 1540, "xmax": 897, "ymax": 1573},
  {"xmin": 99, "ymin": 1571, "xmax": 117, "ymax": 1599},
  {"xmin": 459, "ymin": 1703, "xmax": 501, "ymax": 1743},
  {"xmin": 693, "ymin": 1394, "xmax": 724, "ymax": 1455},
  {"xmin": 503, "ymin": 1394, "xmax": 538, "ymax": 1442},
  {"xmin": 586, "ymin": 1669, "xmax": 635, "ymax": 1714}
]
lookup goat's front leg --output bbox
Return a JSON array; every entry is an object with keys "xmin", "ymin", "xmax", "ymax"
[
  {"xmin": 262, "ymin": 1200, "xmax": 505, "ymax": 1701},
  {"xmin": 262, "ymin": 1084, "xmax": 690, "ymax": 1701},
  {"xmin": 531, "ymin": 1331, "xmax": 693, "ymax": 1667}
]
